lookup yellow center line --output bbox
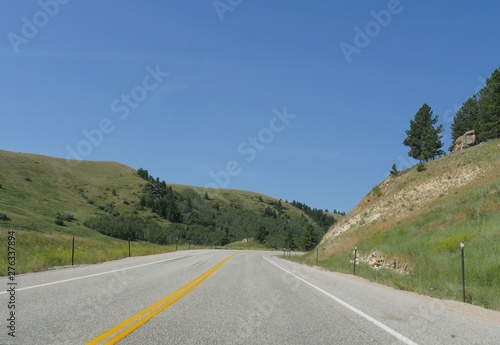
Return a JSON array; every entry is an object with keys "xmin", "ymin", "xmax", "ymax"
[{"xmin": 86, "ymin": 253, "xmax": 237, "ymax": 345}]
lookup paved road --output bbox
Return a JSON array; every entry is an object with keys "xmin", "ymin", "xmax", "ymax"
[{"xmin": 1, "ymin": 250, "xmax": 499, "ymax": 344}]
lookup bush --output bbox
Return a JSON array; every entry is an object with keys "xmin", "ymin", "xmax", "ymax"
[
  {"xmin": 55, "ymin": 218, "xmax": 65, "ymax": 226},
  {"xmin": 372, "ymin": 186, "xmax": 382, "ymax": 197},
  {"xmin": 416, "ymin": 162, "xmax": 426, "ymax": 172},
  {"xmin": 62, "ymin": 213, "xmax": 75, "ymax": 222},
  {"xmin": 0, "ymin": 213, "xmax": 11, "ymax": 221}
]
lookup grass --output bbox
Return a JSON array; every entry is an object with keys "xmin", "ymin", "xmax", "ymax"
[
  {"xmin": 0, "ymin": 227, "xmax": 176, "ymax": 274},
  {"xmin": 293, "ymin": 139, "xmax": 500, "ymax": 311},
  {"xmin": 0, "ymin": 150, "xmax": 296, "ymax": 275}
]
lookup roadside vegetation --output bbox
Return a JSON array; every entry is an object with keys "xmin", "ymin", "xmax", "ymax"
[
  {"xmin": 0, "ymin": 150, "xmax": 337, "ymax": 274},
  {"xmin": 295, "ymin": 178, "xmax": 500, "ymax": 310},
  {"xmin": 292, "ymin": 64, "xmax": 500, "ymax": 311}
]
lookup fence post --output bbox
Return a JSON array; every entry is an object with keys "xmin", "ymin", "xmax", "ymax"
[
  {"xmin": 315, "ymin": 247, "xmax": 319, "ymax": 266},
  {"xmin": 71, "ymin": 235, "xmax": 75, "ymax": 266},
  {"xmin": 461, "ymin": 242, "xmax": 466, "ymax": 303},
  {"xmin": 353, "ymin": 247, "xmax": 357, "ymax": 275},
  {"xmin": 128, "ymin": 239, "xmax": 131, "ymax": 258}
]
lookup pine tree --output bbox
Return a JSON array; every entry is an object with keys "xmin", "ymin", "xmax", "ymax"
[
  {"xmin": 284, "ymin": 229, "xmax": 297, "ymax": 250},
  {"xmin": 478, "ymin": 68, "xmax": 500, "ymax": 141},
  {"xmin": 451, "ymin": 96, "xmax": 479, "ymax": 146},
  {"xmin": 390, "ymin": 163, "xmax": 399, "ymax": 176},
  {"xmin": 255, "ymin": 225, "xmax": 269, "ymax": 244},
  {"xmin": 422, "ymin": 122, "xmax": 444, "ymax": 160},
  {"xmin": 403, "ymin": 104, "xmax": 444, "ymax": 161},
  {"xmin": 301, "ymin": 224, "xmax": 317, "ymax": 251}
]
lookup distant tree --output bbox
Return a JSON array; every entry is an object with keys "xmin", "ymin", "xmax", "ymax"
[
  {"xmin": 204, "ymin": 191, "xmax": 210, "ymax": 200},
  {"xmin": 403, "ymin": 104, "xmax": 444, "ymax": 161},
  {"xmin": 284, "ymin": 229, "xmax": 297, "ymax": 250},
  {"xmin": 137, "ymin": 168, "xmax": 149, "ymax": 180},
  {"xmin": 186, "ymin": 197, "xmax": 193, "ymax": 212},
  {"xmin": 219, "ymin": 227, "xmax": 230, "ymax": 246},
  {"xmin": 450, "ymin": 96, "xmax": 479, "ymax": 150},
  {"xmin": 478, "ymin": 68, "xmax": 500, "ymax": 142},
  {"xmin": 301, "ymin": 224, "xmax": 317, "ymax": 251},
  {"xmin": 263, "ymin": 206, "xmax": 277, "ymax": 218},
  {"xmin": 390, "ymin": 163, "xmax": 399, "ymax": 176},
  {"xmin": 255, "ymin": 225, "xmax": 269, "ymax": 244},
  {"xmin": 277, "ymin": 200, "xmax": 283, "ymax": 214}
]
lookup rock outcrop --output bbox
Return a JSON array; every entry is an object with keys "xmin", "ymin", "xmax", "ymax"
[{"xmin": 452, "ymin": 130, "xmax": 476, "ymax": 152}]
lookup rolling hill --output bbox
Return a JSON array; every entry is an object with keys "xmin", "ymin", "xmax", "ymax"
[{"xmin": 0, "ymin": 150, "xmax": 332, "ymax": 273}]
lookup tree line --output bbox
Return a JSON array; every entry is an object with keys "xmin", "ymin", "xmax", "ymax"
[
  {"xmin": 403, "ymin": 67, "xmax": 500, "ymax": 163},
  {"xmin": 84, "ymin": 168, "xmax": 336, "ymax": 250}
]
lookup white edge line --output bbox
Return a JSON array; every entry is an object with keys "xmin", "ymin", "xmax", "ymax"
[
  {"xmin": 263, "ymin": 256, "xmax": 419, "ymax": 345},
  {"xmin": 0, "ymin": 251, "xmax": 208, "ymax": 294}
]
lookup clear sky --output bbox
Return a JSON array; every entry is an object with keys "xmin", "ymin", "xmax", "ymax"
[{"xmin": 1, "ymin": 1, "xmax": 499, "ymax": 212}]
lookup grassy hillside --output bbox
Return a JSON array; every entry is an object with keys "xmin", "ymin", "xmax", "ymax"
[
  {"xmin": 295, "ymin": 139, "xmax": 500, "ymax": 310},
  {"xmin": 0, "ymin": 150, "xmax": 330, "ymax": 274}
]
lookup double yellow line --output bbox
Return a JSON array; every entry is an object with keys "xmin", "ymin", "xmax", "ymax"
[{"xmin": 86, "ymin": 254, "xmax": 236, "ymax": 345}]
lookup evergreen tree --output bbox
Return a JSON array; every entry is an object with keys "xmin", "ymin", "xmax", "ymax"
[
  {"xmin": 403, "ymin": 104, "xmax": 444, "ymax": 161},
  {"xmin": 421, "ymin": 122, "xmax": 444, "ymax": 160},
  {"xmin": 478, "ymin": 68, "xmax": 500, "ymax": 141},
  {"xmin": 301, "ymin": 224, "xmax": 317, "ymax": 251},
  {"xmin": 390, "ymin": 163, "xmax": 399, "ymax": 176},
  {"xmin": 277, "ymin": 200, "xmax": 283, "ymax": 214},
  {"xmin": 284, "ymin": 229, "xmax": 297, "ymax": 250},
  {"xmin": 451, "ymin": 96, "xmax": 479, "ymax": 147},
  {"xmin": 255, "ymin": 225, "xmax": 269, "ymax": 244}
]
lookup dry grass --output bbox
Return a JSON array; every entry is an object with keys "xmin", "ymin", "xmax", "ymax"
[{"xmin": 300, "ymin": 139, "xmax": 500, "ymax": 310}]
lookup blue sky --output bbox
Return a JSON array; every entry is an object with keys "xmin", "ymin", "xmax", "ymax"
[{"xmin": 1, "ymin": 1, "xmax": 499, "ymax": 212}]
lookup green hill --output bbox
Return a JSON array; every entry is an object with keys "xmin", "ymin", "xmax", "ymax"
[
  {"xmin": 0, "ymin": 150, "xmax": 333, "ymax": 273},
  {"xmin": 296, "ymin": 139, "xmax": 500, "ymax": 310}
]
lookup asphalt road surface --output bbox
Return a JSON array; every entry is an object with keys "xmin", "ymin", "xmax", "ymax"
[{"xmin": 1, "ymin": 250, "xmax": 499, "ymax": 344}]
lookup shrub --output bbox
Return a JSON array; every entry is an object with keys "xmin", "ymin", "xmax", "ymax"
[
  {"xmin": 62, "ymin": 213, "xmax": 75, "ymax": 222},
  {"xmin": 372, "ymin": 186, "xmax": 382, "ymax": 197},
  {"xmin": 0, "ymin": 213, "xmax": 11, "ymax": 221},
  {"xmin": 416, "ymin": 162, "xmax": 426, "ymax": 172}
]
